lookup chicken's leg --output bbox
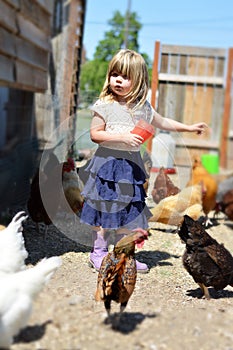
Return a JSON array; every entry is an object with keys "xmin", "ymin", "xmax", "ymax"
[
  {"xmin": 198, "ymin": 282, "xmax": 210, "ymax": 299},
  {"xmin": 104, "ymin": 299, "xmax": 111, "ymax": 317}
]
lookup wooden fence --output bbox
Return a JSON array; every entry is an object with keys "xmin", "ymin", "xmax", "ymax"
[{"xmin": 150, "ymin": 41, "xmax": 233, "ymax": 170}]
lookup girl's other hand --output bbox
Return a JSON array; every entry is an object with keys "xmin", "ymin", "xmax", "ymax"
[{"xmin": 190, "ymin": 122, "xmax": 208, "ymax": 135}]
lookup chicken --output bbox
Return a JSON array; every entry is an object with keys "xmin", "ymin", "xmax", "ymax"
[
  {"xmin": 95, "ymin": 229, "xmax": 148, "ymax": 317},
  {"xmin": 62, "ymin": 157, "xmax": 84, "ymax": 214},
  {"xmin": 177, "ymin": 215, "xmax": 233, "ymax": 299},
  {"xmin": 149, "ymin": 184, "xmax": 203, "ymax": 226},
  {"xmin": 0, "ymin": 211, "xmax": 28, "ymax": 274},
  {"xmin": 214, "ymin": 176, "xmax": 233, "ymax": 220},
  {"xmin": 142, "ymin": 150, "xmax": 152, "ymax": 195},
  {"xmin": 186, "ymin": 154, "xmax": 218, "ymax": 225},
  {"xmin": 0, "ymin": 256, "xmax": 62, "ymax": 349},
  {"xmin": 215, "ymin": 189, "xmax": 233, "ymax": 221},
  {"xmin": 151, "ymin": 167, "xmax": 180, "ymax": 204},
  {"xmin": 27, "ymin": 152, "xmax": 62, "ymax": 234}
]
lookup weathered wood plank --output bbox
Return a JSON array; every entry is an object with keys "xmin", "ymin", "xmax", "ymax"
[
  {"xmin": 159, "ymin": 73, "xmax": 224, "ymax": 85},
  {"xmin": 216, "ymin": 57, "xmax": 225, "ymax": 77},
  {"xmin": 211, "ymin": 86, "xmax": 224, "ymax": 142},
  {"xmin": 161, "ymin": 44, "xmax": 226, "ymax": 57},
  {"xmin": 0, "ymin": 0, "xmax": 18, "ymax": 33},
  {"xmin": 16, "ymin": 36, "xmax": 49, "ymax": 70},
  {"xmin": 174, "ymin": 84, "xmax": 185, "ymax": 123},
  {"xmin": 157, "ymin": 83, "xmax": 166, "ymax": 117},
  {"xmin": 19, "ymin": 0, "xmax": 51, "ymax": 35},
  {"xmin": 3, "ymin": 0, "xmax": 20, "ymax": 9},
  {"xmin": 0, "ymin": 27, "xmax": 16, "ymax": 57},
  {"xmin": 16, "ymin": 60, "xmax": 48, "ymax": 90},
  {"xmin": 0, "ymin": 54, "xmax": 14, "ymax": 82},
  {"xmin": 34, "ymin": 0, "xmax": 53, "ymax": 15},
  {"xmin": 179, "ymin": 55, "xmax": 187, "ymax": 75},
  {"xmin": 160, "ymin": 53, "xmax": 168, "ymax": 73},
  {"xmin": 17, "ymin": 13, "xmax": 51, "ymax": 51},
  {"xmin": 183, "ymin": 85, "xmax": 195, "ymax": 125}
]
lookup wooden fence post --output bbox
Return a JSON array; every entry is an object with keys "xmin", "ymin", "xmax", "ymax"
[
  {"xmin": 147, "ymin": 40, "xmax": 160, "ymax": 153},
  {"xmin": 220, "ymin": 47, "xmax": 233, "ymax": 169}
]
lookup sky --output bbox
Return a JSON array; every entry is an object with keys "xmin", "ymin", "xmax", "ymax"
[{"xmin": 83, "ymin": 0, "xmax": 233, "ymax": 61}]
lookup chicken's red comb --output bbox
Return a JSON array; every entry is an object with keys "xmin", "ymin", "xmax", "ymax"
[{"xmin": 132, "ymin": 228, "xmax": 148, "ymax": 248}]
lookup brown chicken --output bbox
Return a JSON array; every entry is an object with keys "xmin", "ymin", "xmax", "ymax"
[
  {"xmin": 151, "ymin": 167, "xmax": 180, "ymax": 204},
  {"xmin": 215, "ymin": 189, "xmax": 233, "ymax": 221},
  {"xmin": 62, "ymin": 158, "xmax": 84, "ymax": 214},
  {"xmin": 178, "ymin": 215, "xmax": 233, "ymax": 299},
  {"xmin": 186, "ymin": 155, "xmax": 218, "ymax": 225},
  {"xmin": 149, "ymin": 184, "xmax": 203, "ymax": 226},
  {"xmin": 95, "ymin": 229, "xmax": 148, "ymax": 316},
  {"xmin": 27, "ymin": 153, "xmax": 62, "ymax": 233}
]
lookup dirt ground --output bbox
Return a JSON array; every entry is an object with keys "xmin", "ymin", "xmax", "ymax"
[{"xmin": 9, "ymin": 168, "xmax": 233, "ymax": 350}]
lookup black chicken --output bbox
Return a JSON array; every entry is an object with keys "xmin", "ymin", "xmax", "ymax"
[{"xmin": 178, "ymin": 215, "xmax": 233, "ymax": 299}]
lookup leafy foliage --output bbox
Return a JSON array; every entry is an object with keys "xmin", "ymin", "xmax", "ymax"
[{"xmin": 79, "ymin": 10, "xmax": 152, "ymax": 106}]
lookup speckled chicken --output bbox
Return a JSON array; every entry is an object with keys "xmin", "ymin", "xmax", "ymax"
[
  {"xmin": 178, "ymin": 215, "xmax": 233, "ymax": 299},
  {"xmin": 95, "ymin": 229, "xmax": 148, "ymax": 316},
  {"xmin": 151, "ymin": 167, "xmax": 180, "ymax": 204}
]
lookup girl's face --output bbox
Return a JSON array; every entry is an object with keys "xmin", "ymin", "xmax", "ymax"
[{"xmin": 109, "ymin": 71, "xmax": 132, "ymax": 100}]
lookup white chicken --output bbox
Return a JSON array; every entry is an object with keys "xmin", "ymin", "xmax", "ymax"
[
  {"xmin": 0, "ymin": 211, "xmax": 28, "ymax": 274},
  {"xmin": 0, "ymin": 256, "xmax": 62, "ymax": 348}
]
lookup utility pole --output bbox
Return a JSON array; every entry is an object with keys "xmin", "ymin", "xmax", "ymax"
[{"xmin": 123, "ymin": 0, "xmax": 131, "ymax": 49}]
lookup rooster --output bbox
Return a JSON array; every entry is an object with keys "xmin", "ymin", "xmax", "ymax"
[
  {"xmin": 151, "ymin": 167, "xmax": 180, "ymax": 204},
  {"xmin": 178, "ymin": 215, "xmax": 233, "ymax": 299},
  {"xmin": 0, "ymin": 211, "xmax": 28, "ymax": 274},
  {"xmin": 0, "ymin": 256, "xmax": 62, "ymax": 348},
  {"xmin": 62, "ymin": 158, "xmax": 84, "ymax": 214},
  {"xmin": 149, "ymin": 184, "xmax": 203, "ymax": 226},
  {"xmin": 95, "ymin": 229, "xmax": 148, "ymax": 317},
  {"xmin": 186, "ymin": 154, "xmax": 218, "ymax": 225}
]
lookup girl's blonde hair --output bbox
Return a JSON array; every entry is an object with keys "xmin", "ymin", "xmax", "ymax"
[{"xmin": 99, "ymin": 49, "xmax": 149, "ymax": 109}]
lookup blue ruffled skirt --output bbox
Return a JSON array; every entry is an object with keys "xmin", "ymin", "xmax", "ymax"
[{"xmin": 80, "ymin": 146, "xmax": 152, "ymax": 229}]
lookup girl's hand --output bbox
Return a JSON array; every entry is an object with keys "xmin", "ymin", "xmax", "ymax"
[
  {"xmin": 190, "ymin": 122, "xmax": 208, "ymax": 135},
  {"xmin": 122, "ymin": 132, "xmax": 144, "ymax": 146}
]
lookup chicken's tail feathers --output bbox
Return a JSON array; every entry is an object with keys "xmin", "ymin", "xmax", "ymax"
[
  {"xmin": 8, "ymin": 211, "xmax": 28, "ymax": 232},
  {"xmin": 35, "ymin": 256, "xmax": 62, "ymax": 283}
]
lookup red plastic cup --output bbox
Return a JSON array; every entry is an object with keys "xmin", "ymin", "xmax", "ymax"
[{"xmin": 131, "ymin": 119, "xmax": 155, "ymax": 143}]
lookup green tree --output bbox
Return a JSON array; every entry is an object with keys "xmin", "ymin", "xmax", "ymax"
[{"xmin": 80, "ymin": 10, "xmax": 152, "ymax": 106}]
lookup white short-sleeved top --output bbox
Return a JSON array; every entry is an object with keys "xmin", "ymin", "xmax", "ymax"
[{"xmin": 91, "ymin": 99, "xmax": 155, "ymax": 151}]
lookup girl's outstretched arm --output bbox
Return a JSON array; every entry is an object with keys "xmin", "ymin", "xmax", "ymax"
[{"xmin": 151, "ymin": 111, "xmax": 208, "ymax": 135}]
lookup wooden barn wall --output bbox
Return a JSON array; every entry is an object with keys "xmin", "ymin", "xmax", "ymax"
[
  {"xmin": 0, "ymin": 0, "xmax": 87, "ymax": 212},
  {"xmin": 0, "ymin": 0, "xmax": 52, "ymax": 92},
  {"xmin": 34, "ymin": 0, "xmax": 86, "ymax": 156},
  {"xmin": 152, "ymin": 42, "xmax": 231, "ymax": 168}
]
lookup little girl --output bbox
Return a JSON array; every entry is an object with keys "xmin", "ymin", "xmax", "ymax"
[{"xmin": 80, "ymin": 49, "xmax": 208, "ymax": 273}]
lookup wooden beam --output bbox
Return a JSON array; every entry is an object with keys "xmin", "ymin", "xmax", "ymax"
[
  {"xmin": 17, "ymin": 13, "xmax": 51, "ymax": 51},
  {"xmin": 0, "ymin": 54, "xmax": 14, "ymax": 82},
  {"xmin": 158, "ymin": 73, "xmax": 224, "ymax": 86},
  {"xmin": 161, "ymin": 44, "xmax": 226, "ymax": 58},
  {"xmin": 0, "ymin": 0, "xmax": 18, "ymax": 33},
  {"xmin": 220, "ymin": 47, "xmax": 233, "ymax": 168},
  {"xmin": 147, "ymin": 40, "xmax": 160, "ymax": 153}
]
